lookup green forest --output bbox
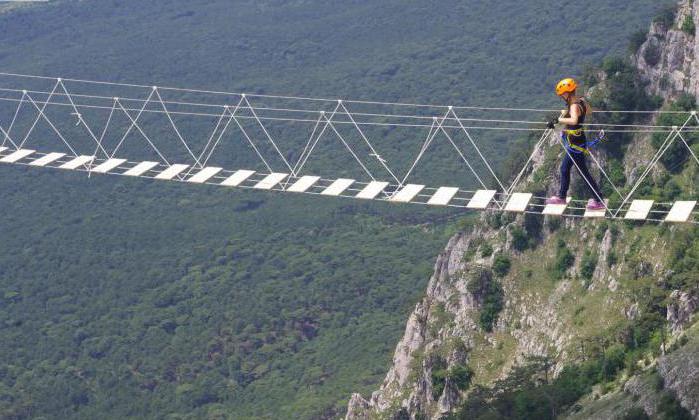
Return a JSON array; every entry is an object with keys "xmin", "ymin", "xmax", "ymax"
[{"xmin": 0, "ymin": 0, "xmax": 670, "ymax": 418}]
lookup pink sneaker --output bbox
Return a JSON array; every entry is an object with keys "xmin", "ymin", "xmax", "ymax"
[
  {"xmin": 586, "ymin": 199, "xmax": 605, "ymax": 211},
  {"xmin": 546, "ymin": 196, "xmax": 566, "ymax": 205}
]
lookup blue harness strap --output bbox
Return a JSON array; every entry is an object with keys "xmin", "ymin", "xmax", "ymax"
[{"xmin": 563, "ymin": 130, "xmax": 606, "ymax": 154}]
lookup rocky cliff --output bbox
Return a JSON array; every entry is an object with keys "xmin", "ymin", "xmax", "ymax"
[
  {"xmin": 347, "ymin": 207, "xmax": 698, "ymax": 419},
  {"xmin": 346, "ymin": 2, "xmax": 699, "ymax": 419},
  {"xmin": 635, "ymin": 0, "xmax": 698, "ymax": 102}
]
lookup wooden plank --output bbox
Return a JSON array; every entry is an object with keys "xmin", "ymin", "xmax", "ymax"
[
  {"xmin": 624, "ymin": 200, "xmax": 654, "ymax": 220},
  {"xmin": 320, "ymin": 178, "xmax": 355, "ymax": 196},
  {"xmin": 0, "ymin": 148, "xmax": 34, "ymax": 163},
  {"xmin": 187, "ymin": 167, "xmax": 223, "ymax": 183},
  {"xmin": 91, "ymin": 158, "xmax": 127, "ymax": 174},
  {"xmin": 542, "ymin": 197, "xmax": 571, "ymax": 216},
  {"xmin": 356, "ymin": 181, "xmax": 389, "ymax": 199},
  {"xmin": 427, "ymin": 187, "xmax": 459, "ymax": 206},
  {"xmin": 389, "ymin": 184, "xmax": 425, "ymax": 202},
  {"xmin": 123, "ymin": 161, "xmax": 159, "ymax": 176},
  {"xmin": 254, "ymin": 173, "xmax": 288, "ymax": 190},
  {"xmin": 29, "ymin": 152, "xmax": 65, "ymax": 167},
  {"xmin": 154, "ymin": 164, "xmax": 189, "ymax": 180},
  {"xmin": 665, "ymin": 201, "xmax": 696, "ymax": 223},
  {"xmin": 504, "ymin": 193, "xmax": 532, "ymax": 212},
  {"xmin": 466, "ymin": 190, "xmax": 497, "ymax": 209},
  {"xmin": 583, "ymin": 200, "xmax": 608, "ymax": 218},
  {"xmin": 287, "ymin": 175, "xmax": 320, "ymax": 192},
  {"xmin": 221, "ymin": 170, "xmax": 255, "ymax": 186},
  {"xmin": 59, "ymin": 155, "xmax": 94, "ymax": 170}
]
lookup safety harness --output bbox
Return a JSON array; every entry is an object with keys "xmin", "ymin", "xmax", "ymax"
[
  {"xmin": 562, "ymin": 129, "xmax": 606, "ymax": 154},
  {"xmin": 561, "ymin": 98, "xmax": 606, "ymax": 154}
]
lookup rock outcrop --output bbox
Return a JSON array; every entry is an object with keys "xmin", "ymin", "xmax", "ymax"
[
  {"xmin": 658, "ymin": 327, "xmax": 699, "ymax": 418},
  {"xmin": 635, "ymin": 0, "xmax": 698, "ymax": 102},
  {"xmin": 668, "ymin": 290, "xmax": 699, "ymax": 334},
  {"xmin": 347, "ymin": 232, "xmax": 477, "ymax": 418},
  {"xmin": 346, "ymin": 218, "xmax": 636, "ymax": 418}
]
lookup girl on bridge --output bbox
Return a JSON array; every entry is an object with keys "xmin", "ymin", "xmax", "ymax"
[{"xmin": 546, "ymin": 78, "xmax": 605, "ymax": 211}]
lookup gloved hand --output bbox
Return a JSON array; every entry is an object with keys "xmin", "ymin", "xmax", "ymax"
[{"xmin": 546, "ymin": 120, "xmax": 556, "ymax": 129}]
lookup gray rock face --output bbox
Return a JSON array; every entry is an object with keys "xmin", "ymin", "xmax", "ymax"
[
  {"xmin": 345, "ymin": 218, "xmax": 582, "ymax": 419},
  {"xmin": 625, "ymin": 302, "xmax": 640, "ymax": 321},
  {"xmin": 346, "ymin": 393, "xmax": 371, "ymax": 420},
  {"xmin": 437, "ymin": 378, "xmax": 459, "ymax": 415},
  {"xmin": 667, "ymin": 290, "xmax": 699, "ymax": 333},
  {"xmin": 658, "ymin": 332, "xmax": 699, "ymax": 419},
  {"xmin": 345, "ymin": 233, "xmax": 473, "ymax": 419},
  {"xmin": 635, "ymin": 0, "xmax": 698, "ymax": 102},
  {"xmin": 623, "ymin": 374, "xmax": 663, "ymax": 418}
]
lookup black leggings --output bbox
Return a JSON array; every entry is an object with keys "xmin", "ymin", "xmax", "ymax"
[{"xmin": 558, "ymin": 151, "xmax": 602, "ymax": 200}]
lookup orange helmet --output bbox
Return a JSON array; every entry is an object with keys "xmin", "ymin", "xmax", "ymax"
[{"xmin": 556, "ymin": 78, "xmax": 577, "ymax": 96}]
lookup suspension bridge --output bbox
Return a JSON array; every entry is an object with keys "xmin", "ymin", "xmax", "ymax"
[{"xmin": 1, "ymin": 72, "xmax": 698, "ymax": 224}]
